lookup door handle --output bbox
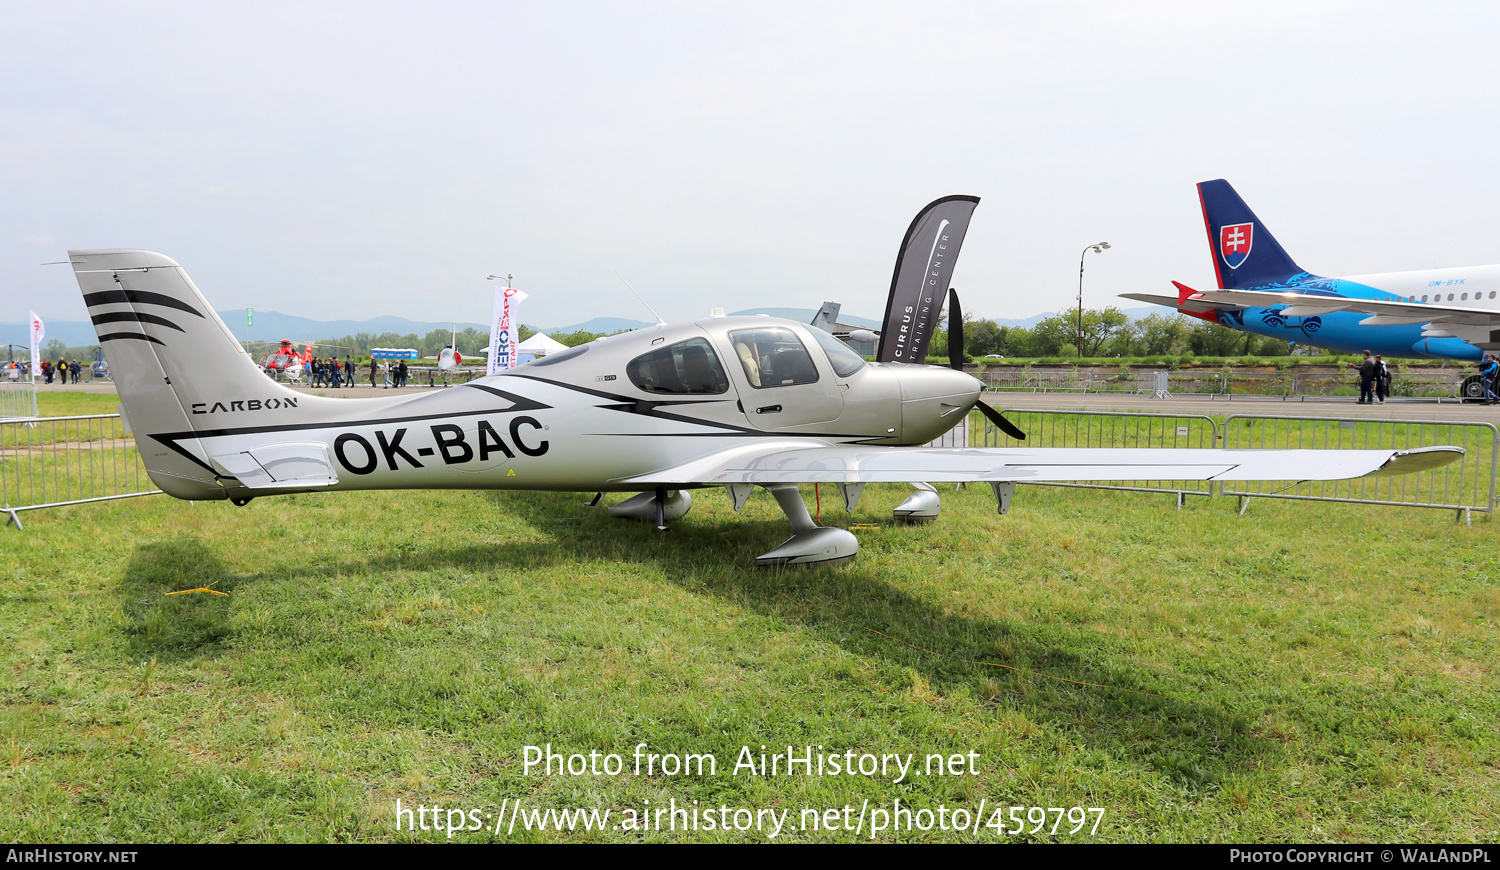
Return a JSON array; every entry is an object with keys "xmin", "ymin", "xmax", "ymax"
[{"xmin": 756, "ymin": 404, "xmax": 782, "ymax": 414}]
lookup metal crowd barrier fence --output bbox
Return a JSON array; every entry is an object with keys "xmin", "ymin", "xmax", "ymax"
[
  {"xmin": 0, "ymin": 383, "xmax": 38, "ymax": 419},
  {"xmin": 974, "ymin": 408, "xmax": 1220, "ymax": 506},
  {"xmin": 974, "ymin": 368, "xmax": 1471, "ymax": 401},
  {"xmin": 1, "ymin": 413, "xmax": 161, "ymax": 528},
  {"xmin": 961, "ymin": 407, "xmax": 1498, "ymax": 519},
  {"xmin": 1220, "ymin": 415, "xmax": 1498, "ymax": 524}
]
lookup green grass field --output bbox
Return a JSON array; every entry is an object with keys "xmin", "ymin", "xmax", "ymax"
[{"xmin": 1, "ymin": 472, "xmax": 1496, "ymax": 842}]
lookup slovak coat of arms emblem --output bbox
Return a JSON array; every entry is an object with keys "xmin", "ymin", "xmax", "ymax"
[{"xmin": 1220, "ymin": 222, "xmax": 1253, "ymax": 269}]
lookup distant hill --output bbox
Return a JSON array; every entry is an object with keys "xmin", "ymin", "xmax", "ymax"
[
  {"xmin": 540, "ymin": 309, "xmax": 885, "ymax": 334},
  {"xmin": 728, "ymin": 307, "xmax": 882, "ymax": 329},
  {"xmin": 215, "ymin": 311, "xmax": 489, "ymax": 342},
  {"xmin": 540, "ymin": 316, "xmax": 654, "ymax": 336},
  {"xmin": 2, "ymin": 305, "xmax": 1168, "ymax": 352},
  {"xmin": 0, "ymin": 312, "xmax": 493, "ymax": 350},
  {"xmin": 990, "ymin": 306, "xmax": 1163, "ymax": 328}
]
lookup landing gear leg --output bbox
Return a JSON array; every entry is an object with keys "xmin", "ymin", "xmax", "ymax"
[{"xmin": 755, "ymin": 485, "xmax": 858, "ymax": 568}]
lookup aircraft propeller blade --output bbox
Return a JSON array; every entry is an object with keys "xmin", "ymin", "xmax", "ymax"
[
  {"xmin": 975, "ymin": 400, "xmax": 1026, "ymax": 441},
  {"xmin": 947, "ymin": 287, "xmax": 964, "ymax": 371}
]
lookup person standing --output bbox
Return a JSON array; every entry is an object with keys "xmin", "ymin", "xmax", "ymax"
[
  {"xmin": 1347, "ymin": 350, "xmax": 1375, "ymax": 404},
  {"xmin": 40, "ymin": 360, "xmax": 52, "ymax": 384},
  {"xmin": 343, "ymin": 356, "xmax": 353, "ymax": 387},
  {"xmin": 1373, "ymin": 355, "xmax": 1390, "ymax": 404},
  {"xmin": 1482, "ymin": 354, "xmax": 1500, "ymax": 405},
  {"xmin": 57, "ymin": 357, "xmax": 68, "ymax": 385},
  {"xmin": 369, "ymin": 357, "xmax": 378, "ymax": 388}
]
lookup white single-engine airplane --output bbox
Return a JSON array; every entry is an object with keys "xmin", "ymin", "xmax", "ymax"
[{"xmin": 68, "ymin": 197, "xmax": 1462, "ymax": 566}]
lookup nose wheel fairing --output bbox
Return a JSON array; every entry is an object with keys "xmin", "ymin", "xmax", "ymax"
[{"xmin": 607, "ymin": 489, "xmax": 693, "ymax": 529}]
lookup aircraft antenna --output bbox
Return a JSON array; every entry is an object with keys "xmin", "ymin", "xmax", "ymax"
[{"xmin": 614, "ymin": 271, "xmax": 666, "ymax": 326}]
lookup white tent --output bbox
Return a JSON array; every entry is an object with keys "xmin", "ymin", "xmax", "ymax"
[{"xmin": 515, "ymin": 332, "xmax": 569, "ymax": 365}]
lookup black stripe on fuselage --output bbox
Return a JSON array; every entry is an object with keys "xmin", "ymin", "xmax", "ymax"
[
  {"xmin": 83, "ymin": 289, "xmax": 204, "ymax": 318},
  {"xmin": 96, "ymin": 331, "xmax": 166, "ymax": 346},
  {"xmin": 147, "ymin": 388, "xmax": 552, "ymax": 474},
  {"xmin": 90, "ymin": 311, "xmax": 185, "ymax": 332}
]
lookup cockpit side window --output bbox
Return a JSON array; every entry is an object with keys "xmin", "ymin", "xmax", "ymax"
[
  {"xmin": 626, "ymin": 337, "xmax": 730, "ymax": 395},
  {"xmin": 728, "ymin": 327, "xmax": 819, "ymax": 389}
]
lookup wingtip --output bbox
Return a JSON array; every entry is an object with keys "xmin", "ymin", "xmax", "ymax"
[{"xmin": 1366, "ymin": 446, "xmax": 1466, "ymax": 478}]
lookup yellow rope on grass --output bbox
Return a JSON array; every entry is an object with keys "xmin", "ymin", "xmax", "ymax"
[{"xmin": 165, "ymin": 580, "xmax": 228, "ymax": 597}]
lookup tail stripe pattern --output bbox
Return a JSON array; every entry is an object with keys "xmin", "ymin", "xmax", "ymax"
[
  {"xmin": 82, "ymin": 288, "xmax": 204, "ymax": 317},
  {"xmin": 89, "ymin": 311, "xmax": 186, "ymax": 332},
  {"xmin": 94, "ymin": 331, "xmax": 166, "ymax": 345}
]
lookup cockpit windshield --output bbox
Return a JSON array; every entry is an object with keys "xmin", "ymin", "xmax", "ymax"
[{"xmin": 807, "ymin": 328, "xmax": 867, "ymax": 378}]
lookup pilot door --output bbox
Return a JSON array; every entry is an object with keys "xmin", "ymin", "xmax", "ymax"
[{"xmin": 720, "ymin": 325, "xmax": 843, "ymax": 430}]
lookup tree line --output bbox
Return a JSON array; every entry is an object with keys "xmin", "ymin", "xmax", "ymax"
[
  {"xmin": 35, "ymin": 308, "xmax": 1302, "ymax": 365},
  {"xmin": 931, "ymin": 308, "xmax": 1299, "ymax": 360}
]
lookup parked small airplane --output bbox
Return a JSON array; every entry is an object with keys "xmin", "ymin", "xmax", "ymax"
[
  {"xmin": 68, "ymin": 197, "xmax": 1460, "ymax": 566},
  {"xmin": 1122, "ymin": 179, "xmax": 1500, "ymax": 400}
]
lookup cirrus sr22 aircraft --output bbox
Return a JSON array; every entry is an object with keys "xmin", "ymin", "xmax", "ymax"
[{"xmin": 67, "ymin": 196, "xmax": 1461, "ymax": 566}]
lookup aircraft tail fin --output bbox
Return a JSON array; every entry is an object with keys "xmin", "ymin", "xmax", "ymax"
[
  {"xmin": 67, "ymin": 249, "xmax": 342, "ymax": 498},
  {"xmin": 810, "ymin": 302, "xmax": 841, "ymax": 333},
  {"xmin": 1197, "ymin": 179, "xmax": 1309, "ymax": 289}
]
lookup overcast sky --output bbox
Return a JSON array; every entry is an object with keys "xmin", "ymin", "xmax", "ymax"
[{"xmin": 5, "ymin": 2, "xmax": 1500, "ymax": 332}]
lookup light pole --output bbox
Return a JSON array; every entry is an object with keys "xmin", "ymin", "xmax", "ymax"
[{"xmin": 1077, "ymin": 242, "xmax": 1111, "ymax": 357}]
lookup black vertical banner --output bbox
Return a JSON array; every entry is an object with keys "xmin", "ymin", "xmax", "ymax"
[{"xmin": 876, "ymin": 195, "xmax": 980, "ymax": 364}]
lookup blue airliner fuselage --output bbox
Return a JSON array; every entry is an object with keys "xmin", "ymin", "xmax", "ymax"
[{"xmin": 1126, "ymin": 180, "xmax": 1500, "ymax": 365}]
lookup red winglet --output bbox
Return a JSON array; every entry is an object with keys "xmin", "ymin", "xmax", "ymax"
[{"xmin": 1171, "ymin": 281, "xmax": 1221, "ymax": 323}]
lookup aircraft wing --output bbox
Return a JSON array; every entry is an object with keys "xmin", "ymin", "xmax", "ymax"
[
  {"xmin": 618, "ymin": 443, "xmax": 1462, "ymax": 486},
  {"xmin": 1191, "ymin": 288, "xmax": 1500, "ymax": 328}
]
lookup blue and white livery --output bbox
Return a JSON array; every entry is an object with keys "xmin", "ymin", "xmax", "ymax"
[{"xmin": 1123, "ymin": 180, "xmax": 1500, "ymax": 385}]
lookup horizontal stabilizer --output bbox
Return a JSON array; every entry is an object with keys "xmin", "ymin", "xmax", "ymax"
[
  {"xmin": 1118, "ymin": 292, "xmax": 1183, "ymax": 308},
  {"xmin": 1120, "ymin": 289, "xmax": 1243, "ymax": 314},
  {"xmin": 210, "ymin": 442, "xmax": 340, "ymax": 490}
]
